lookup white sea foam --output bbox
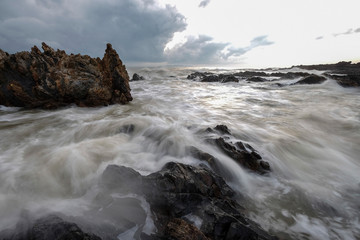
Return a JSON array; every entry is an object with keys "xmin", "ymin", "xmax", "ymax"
[{"xmin": 0, "ymin": 67, "xmax": 359, "ymax": 239}]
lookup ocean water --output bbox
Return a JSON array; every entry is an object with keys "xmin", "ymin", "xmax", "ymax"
[{"xmin": 0, "ymin": 67, "xmax": 359, "ymax": 239}]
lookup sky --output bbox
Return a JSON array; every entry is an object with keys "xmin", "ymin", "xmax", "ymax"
[{"xmin": 0, "ymin": 0, "xmax": 360, "ymax": 68}]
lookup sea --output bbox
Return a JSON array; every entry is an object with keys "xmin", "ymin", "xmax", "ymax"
[{"xmin": 0, "ymin": 67, "xmax": 359, "ymax": 240}]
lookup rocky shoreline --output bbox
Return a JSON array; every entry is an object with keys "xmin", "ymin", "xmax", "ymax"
[
  {"xmin": 0, "ymin": 43, "xmax": 132, "ymax": 109},
  {"xmin": 0, "ymin": 124, "xmax": 278, "ymax": 240},
  {"xmin": 187, "ymin": 61, "xmax": 360, "ymax": 87}
]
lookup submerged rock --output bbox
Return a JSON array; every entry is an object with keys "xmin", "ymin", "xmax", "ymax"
[
  {"xmin": 0, "ymin": 214, "xmax": 101, "ymax": 240},
  {"xmin": 0, "ymin": 43, "xmax": 132, "ymax": 108}
]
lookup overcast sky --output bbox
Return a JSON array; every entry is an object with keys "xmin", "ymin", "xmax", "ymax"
[{"xmin": 1, "ymin": 0, "xmax": 359, "ymax": 68}]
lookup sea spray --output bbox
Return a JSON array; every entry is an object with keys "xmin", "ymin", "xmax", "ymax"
[{"xmin": 0, "ymin": 67, "xmax": 359, "ymax": 239}]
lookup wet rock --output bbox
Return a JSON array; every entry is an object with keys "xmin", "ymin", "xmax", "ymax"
[
  {"xmin": 131, "ymin": 73, "xmax": 145, "ymax": 81},
  {"xmin": 164, "ymin": 218, "xmax": 210, "ymax": 240},
  {"xmin": 211, "ymin": 137, "xmax": 269, "ymax": 174},
  {"xmin": 118, "ymin": 124, "xmax": 135, "ymax": 134},
  {"xmin": 0, "ymin": 43, "xmax": 132, "ymax": 108},
  {"xmin": 220, "ymin": 75, "xmax": 238, "ymax": 83},
  {"xmin": 214, "ymin": 124, "xmax": 231, "ymax": 135},
  {"xmin": 269, "ymin": 72, "xmax": 310, "ymax": 79},
  {"xmin": 99, "ymin": 161, "xmax": 278, "ymax": 240},
  {"xmin": 187, "ymin": 73, "xmax": 238, "ymax": 83},
  {"xmin": 101, "ymin": 164, "xmax": 142, "ymax": 194},
  {"xmin": 187, "ymin": 72, "xmax": 213, "ymax": 80},
  {"xmin": 327, "ymin": 74, "xmax": 360, "ymax": 87},
  {"xmin": 247, "ymin": 76, "xmax": 268, "ymax": 82},
  {"xmin": 201, "ymin": 125, "xmax": 271, "ymax": 174},
  {"xmin": 143, "ymin": 162, "xmax": 277, "ymax": 240},
  {"xmin": 0, "ymin": 214, "xmax": 101, "ymax": 240},
  {"xmin": 188, "ymin": 146, "xmax": 220, "ymax": 171},
  {"xmin": 296, "ymin": 61, "xmax": 360, "ymax": 87},
  {"xmin": 233, "ymin": 71, "xmax": 268, "ymax": 78},
  {"xmin": 292, "ymin": 74, "xmax": 327, "ymax": 85}
]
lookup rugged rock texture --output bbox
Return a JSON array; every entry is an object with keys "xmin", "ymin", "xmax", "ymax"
[
  {"xmin": 0, "ymin": 214, "xmax": 101, "ymax": 240},
  {"xmin": 296, "ymin": 61, "xmax": 360, "ymax": 87},
  {"xmin": 292, "ymin": 74, "xmax": 327, "ymax": 85},
  {"xmin": 0, "ymin": 43, "xmax": 132, "ymax": 108},
  {"xmin": 101, "ymin": 162, "xmax": 278, "ymax": 240},
  {"xmin": 2, "ymin": 161, "xmax": 276, "ymax": 240},
  {"xmin": 191, "ymin": 125, "xmax": 271, "ymax": 175},
  {"xmin": 187, "ymin": 73, "xmax": 238, "ymax": 83},
  {"xmin": 246, "ymin": 76, "xmax": 268, "ymax": 82},
  {"xmin": 131, "ymin": 73, "xmax": 145, "ymax": 81},
  {"xmin": 187, "ymin": 71, "xmax": 311, "ymax": 83}
]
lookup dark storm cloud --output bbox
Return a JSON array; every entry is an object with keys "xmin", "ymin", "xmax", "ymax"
[
  {"xmin": 165, "ymin": 35, "xmax": 273, "ymax": 64},
  {"xmin": 0, "ymin": 0, "xmax": 186, "ymax": 62},
  {"xmin": 199, "ymin": 0, "xmax": 211, "ymax": 8},
  {"xmin": 316, "ymin": 36, "xmax": 324, "ymax": 40}
]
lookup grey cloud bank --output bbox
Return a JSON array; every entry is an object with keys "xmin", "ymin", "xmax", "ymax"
[
  {"xmin": 0, "ymin": 0, "xmax": 275, "ymax": 65},
  {"xmin": 165, "ymin": 35, "xmax": 273, "ymax": 63},
  {"xmin": 199, "ymin": 0, "xmax": 211, "ymax": 8},
  {"xmin": 0, "ymin": 0, "xmax": 186, "ymax": 63}
]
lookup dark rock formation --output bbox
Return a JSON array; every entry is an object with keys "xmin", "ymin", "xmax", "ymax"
[
  {"xmin": 101, "ymin": 162, "xmax": 278, "ymax": 240},
  {"xmin": 326, "ymin": 73, "xmax": 360, "ymax": 87},
  {"xmin": 187, "ymin": 71, "xmax": 311, "ymax": 84},
  {"xmin": 247, "ymin": 76, "xmax": 268, "ymax": 82},
  {"xmin": 296, "ymin": 61, "xmax": 360, "ymax": 87},
  {"xmin": 269, "ymin": 72, "xmax": 310, "ymax": 79},
  {"xmin": 187, "ymin": 72, "xmax": 238, "ymax": 83},
  {"xmin": 292, "ymin": 74, "xmax": 327, "ymax": 85},
  {"xmin": 0, "ymin": 214, "xmax": 101, "ymax": 240},
  {"xmin": 187, "ymin": 72, "xmax": 213, "ymax": 80},
  {"xmin": 195, "ymin": 125, "xmax": 271, "ymax": 175},
  {"xmin": 3, "ymin": 161, "xmax": 277, "ymax": 240},
  {"xmin": 0, "ymin": 43, "xmax": 132, "ymax": 108},
  {"xmin": 163, "ymin": 218, "xmax": 210, "ymax": 240},
  {"xmin": 131, "ymin": 73, "xmax": 145, "ymax": 81}
]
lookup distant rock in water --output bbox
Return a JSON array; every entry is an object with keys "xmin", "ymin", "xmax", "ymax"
[
  {"xmin": 131, "ymin": 73, "xmax": 145, "ymax": 81},
  {"xmin": 187, "ymin": 72, "xmax": 239, "ymax": 83},
  {"xmin": 0, "ymin": 43, "xmax": 132, "ymax": 108},
  {"xmin": 296, "ymin": 61, "xmax": 360, "ymax": 87},
  {"xmin": 247, "ymin": 76, "xmax": 268, "ymax": 82},
  {"xmin": 292, "ymin": 74, "xmax": 327, "ymax": 85}
]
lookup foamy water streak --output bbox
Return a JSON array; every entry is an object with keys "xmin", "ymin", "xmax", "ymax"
[{"xmin": 0, "ymin": 67, "xmax": 359, "ymax": 239}]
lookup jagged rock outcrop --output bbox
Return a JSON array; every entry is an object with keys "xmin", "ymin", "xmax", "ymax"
[
  {"xmin": 0, "ymin": 43, "xmax": 132, "ymax": 108},
  {"xmin": 2, "ymin": 162, "xmax": 277, "ymax": 240},
  {"xmin": 101, "ymin": 162, "xmax": 278, "ymax": 240},
  {"xmin": 190, "ymin": 125, "xmax": 271, "ymax": 175},
  {"xmin": 131, "ymin": 73, "xmax": 145, "ymax": 81}
]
